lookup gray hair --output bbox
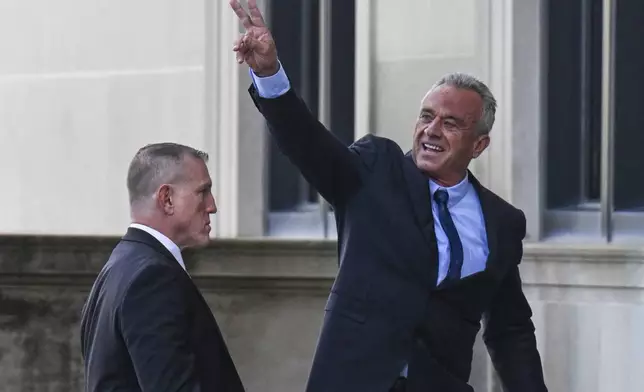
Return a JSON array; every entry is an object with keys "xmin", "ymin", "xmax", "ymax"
[
  {"xmin": 126, "ymin": 142, "xmax": 209, "ymax": 205},
  {"xmin": 430, "ymin": 72, "xmax": 497, "ymax": 135}
]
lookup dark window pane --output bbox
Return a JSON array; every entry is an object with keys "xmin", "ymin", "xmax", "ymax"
[
  {"xmin": 330, "ymin": 0, "xmax": 356, "ymax": 147},
  {"xmin": 545, "ymin": 0, "xmax": 602, "ymax": 209},
  {"xmin": 582, "ymin": 0, "xmax": 603, "ymax": 202},
  {"xmin": 613, "ymin": 0, "xmax": 644, "ymax": 211},
  {"xmin": 268, "ymin": 0, "xmax": 355, "ymax": 211},
  {"xmin": 268, "ymin": 0, "xmax": 314, "ymax": 211}
]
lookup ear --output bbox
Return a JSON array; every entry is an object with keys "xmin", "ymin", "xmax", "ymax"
[
  {"xmin": 156, "ymin": 184, "xmax": 174, "ymax": 215},
  {"xmin": 472, "ymin": 134, "xmax": 490, "ymax": 159}
]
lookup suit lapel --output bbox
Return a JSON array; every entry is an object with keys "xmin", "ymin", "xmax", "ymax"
[
  {"xmin": 123, "ymin": 228, "xmax": 226, "ymax": 341},
  {"xmin": 402, "ymin": 153, "xmax": 439, "ymax": 286},
  {"xmin": 468, "ymin": 172, "xmax": 500, "ymax": 275}
]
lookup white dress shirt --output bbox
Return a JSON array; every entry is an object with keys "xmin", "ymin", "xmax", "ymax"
[{"xmin": 129, "ymin": 223, "xmax": 186, "ymax": 271}]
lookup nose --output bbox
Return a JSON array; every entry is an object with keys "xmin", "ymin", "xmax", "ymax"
[
  {"xmin": 207, "ymin": 194, "xmax": 217, "ymax": 214},
  {"xmin": 424, "ymin": 117, "xmax": 443, "ymax": 138}
]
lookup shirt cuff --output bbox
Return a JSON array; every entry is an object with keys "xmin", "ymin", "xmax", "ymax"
[{"xmin": 249, "ymin": 61, "xmax": 291, "ymax": 99}]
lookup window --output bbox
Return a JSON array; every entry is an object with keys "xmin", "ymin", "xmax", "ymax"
[
  {"xmin": 266, "ymin": 0, "xmax": 356, "ymax": 238},
  {"xmin": 544, "ymin": 0, "xmax": 644, "ymax": 242}
]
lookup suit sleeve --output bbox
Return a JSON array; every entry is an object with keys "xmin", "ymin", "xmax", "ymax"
[
  {"xmin": 247, "ymin": 65, "xmax": 364, "ymax": 207},
  {"xmin": 482, "ymin": 211, "xmax": 548, "ymax": 392},
  {"xmin": 119, "ymin": 263, "xmax": 201, "ymax": 392}
]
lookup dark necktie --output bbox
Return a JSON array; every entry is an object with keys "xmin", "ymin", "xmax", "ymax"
[{"xmin": 433, "ymin": 189, "xmax": 463, "ymax": 282}]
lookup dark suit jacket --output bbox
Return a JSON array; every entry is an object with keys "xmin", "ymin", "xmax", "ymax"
[
  {"xmin": 249, "ymin": 85, "xmax": 548, "ymax": 392},
  {"xmin": 80, "ymin": 228, "xmax": 244, "ymax": 392}
]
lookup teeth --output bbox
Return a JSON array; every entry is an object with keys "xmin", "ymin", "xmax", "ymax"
[{"xmin": 422, "ymin": 143, "xmax": 443, "ymax": 152}]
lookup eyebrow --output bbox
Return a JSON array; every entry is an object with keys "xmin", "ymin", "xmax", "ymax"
[
  {"xmin": 420, "ymin": 108, "xmax": 467, "ymax": 125},
  {"xmin": 198, "ymin": 182, "xmax": 212, "ymax": 191}
]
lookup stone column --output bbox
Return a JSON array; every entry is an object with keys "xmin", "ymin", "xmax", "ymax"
[
  {"xmin": 205, "ymin": 0, "xmax": 267, "ymax": 238},
  {"xmin": 354, "ymin": 0, "xmax": 373, "ymax": 140},
  {"xmin": 478, "ymin": 0, "xmax": 545, "ymax": 242}
]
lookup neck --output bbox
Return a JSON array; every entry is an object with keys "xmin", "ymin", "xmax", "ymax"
[
  {"xmin": 130, "ymin": 213, "xmax": 181, "ymax": 247},
  {"xmin": 429, "ymin": 171, "xmax": 467, "ymax": 187}
]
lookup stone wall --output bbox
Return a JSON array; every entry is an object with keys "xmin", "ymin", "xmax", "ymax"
[
  {"xmin": 1, "ymin": 236, "xmax": 643, "ymax": 391},
  {"xmin": 0, "ymin": 236, "xmax": 336, "ymax": 392},
  {"xmin": 0, "ymin": 0, "xmax": 267, "ymax": 239}
]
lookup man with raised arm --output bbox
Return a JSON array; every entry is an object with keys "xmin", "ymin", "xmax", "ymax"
[{"xmin": 229, "ymin": 1, "xmax": 548, "ymax": 391}]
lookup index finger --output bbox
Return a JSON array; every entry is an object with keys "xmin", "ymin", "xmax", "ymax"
[
  {"xmin": 229, "ymin": 0, "xmax": 253, "ymax": 29},
  {"xmin": 248, "ymin": 0, "xmax": 267, "ymax": 27}
]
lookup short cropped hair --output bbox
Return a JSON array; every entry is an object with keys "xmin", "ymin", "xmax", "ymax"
[
  {"xmin": 126, "ymin": 142, "xmax": 209, "ymax": 205},
  {"xmin": 429, "ymin": 72, "xmax": 497, "ymax": 135}
]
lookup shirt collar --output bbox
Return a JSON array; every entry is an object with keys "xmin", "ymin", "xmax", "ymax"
[
  {"xmin": 429, "ymin": 173, "xmax": 470, "ymax": 208},
  {"xmin": 129, "ymin": 223, "xmax": 186, "ymax": 271}
]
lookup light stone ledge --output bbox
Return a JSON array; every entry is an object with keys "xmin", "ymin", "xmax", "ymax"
[{"xmin": 1, "ymin": 236, "xmax": 642, "ymax": 292}]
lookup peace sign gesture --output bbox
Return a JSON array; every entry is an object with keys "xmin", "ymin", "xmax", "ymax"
[{"xmin": 229, "ymin": 0, "xmax": 279, "ymax": 77}]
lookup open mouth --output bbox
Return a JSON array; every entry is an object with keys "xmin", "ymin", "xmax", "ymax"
[{"xmin": 422, "ymin": 143, "xmax": 444, "ymax": 152}]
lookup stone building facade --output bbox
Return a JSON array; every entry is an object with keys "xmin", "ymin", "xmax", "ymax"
[{"xmin": 0, "ymin": 0, "xmax": 642, "ymax": 391}]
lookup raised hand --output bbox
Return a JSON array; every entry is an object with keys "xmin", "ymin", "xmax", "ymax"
[{"xmin": 229, "ymin": 0, "xmax": 279, "ymax": 77}]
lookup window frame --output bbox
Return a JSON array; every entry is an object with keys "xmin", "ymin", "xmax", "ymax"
[{"xmin": 265, "ymin": 0, "xmax": 357, "ymax": 238}]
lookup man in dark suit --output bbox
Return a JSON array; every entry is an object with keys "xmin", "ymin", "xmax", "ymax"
[
  {"xmin": 230, "ymin": 1, "xmax": 548, "ymax": 391},
  {"xmin": 80, "ymin": 143, "xmax": 245, "ymax": 391}
]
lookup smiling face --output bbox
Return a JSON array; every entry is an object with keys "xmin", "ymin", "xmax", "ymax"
[{"xmin": 412, "ymin": 84, "xmax": 491, "ymax": 186}]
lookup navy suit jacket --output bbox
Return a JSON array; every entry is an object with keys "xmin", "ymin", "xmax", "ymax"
[
  {"xmin": 249, "ymin": 85, "xmax": 548, "ymax": 392},
  {"xmin": 80, "ymin": 228, "xmax": 244, "ymax": 392}
]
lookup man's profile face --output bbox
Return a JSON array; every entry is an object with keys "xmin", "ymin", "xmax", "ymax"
[
  {"xmin": 411, "ymin": 84, "xmax": 490, "ymax": 186},
  {"xmin": 167, "ymin": 156, "xmax": 217, "ymax": 248}
]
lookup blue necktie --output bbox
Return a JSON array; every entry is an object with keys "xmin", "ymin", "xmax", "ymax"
[{"xmin": 433, "ymin": 189, "xmax": 463, "ymax": 282}]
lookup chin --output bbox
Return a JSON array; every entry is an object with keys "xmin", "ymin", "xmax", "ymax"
[
  {"xmin": 183, "ymin": 235, "xmax": 210, "ymax": 249},
  {"xmin": 415, "ymin": 160, "xmax": 440, "ymax": 177},
  {"xmin": 194, "ymin": 236, "xmax": 211, "ymax": 248}
]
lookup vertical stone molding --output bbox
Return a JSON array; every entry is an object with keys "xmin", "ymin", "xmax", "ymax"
[
  {"xmin": 202, "ymin": 0, "xmax": 268, "ymax": 238},
  {"xmin": 474, "ymin": 0, "xmax": 544, "ymax": 241}
]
